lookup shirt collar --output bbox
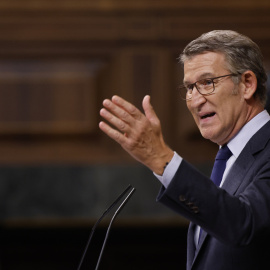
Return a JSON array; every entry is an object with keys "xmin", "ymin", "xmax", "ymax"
[{"xmin": 227, "ymin": 110, "xmax": 270, "ymax": 159}]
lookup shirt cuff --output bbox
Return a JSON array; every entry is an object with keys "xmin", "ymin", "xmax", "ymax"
[{"xmin": 153, "ymin": 152, "xmax": 183, "ymax": 188}]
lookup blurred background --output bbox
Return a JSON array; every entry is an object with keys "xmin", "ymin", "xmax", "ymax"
[{"xmin": 0, "ymin": 0, "xmax": 269, "ymax": 269}]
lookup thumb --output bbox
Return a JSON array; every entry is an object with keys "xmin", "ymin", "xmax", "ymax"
[{"xmin": 142, "ymin": 95, "xmax": 160, "ymax": 124}]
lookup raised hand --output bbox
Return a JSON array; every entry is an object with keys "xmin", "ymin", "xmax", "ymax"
[{"xmin": 99, "ymin": 95, "xmax": 174, "ymax": 175}]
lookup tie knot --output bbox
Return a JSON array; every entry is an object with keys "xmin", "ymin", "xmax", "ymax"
[{"xmin": 216, "ymin": 144, "xmax": 232, "ymax": 161}]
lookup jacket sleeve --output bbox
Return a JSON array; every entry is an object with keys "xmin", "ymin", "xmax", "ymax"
[{"xmin": 157, "ymin": 158, "xmax": 270, "ymax": 247}]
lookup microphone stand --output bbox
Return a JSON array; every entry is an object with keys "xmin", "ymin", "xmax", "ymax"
[
  {"xmin": 76, "ymin": 185, "xmax": 135, "ymax": 270},
  {"xmin": 95, "ymin": 187, "xmax": 135, "ymax": 270}
]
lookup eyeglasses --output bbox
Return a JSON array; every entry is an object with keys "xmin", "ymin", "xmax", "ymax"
[{"xmin": 179, "ymin": 73, "xmax": 238, "ymax": 100}]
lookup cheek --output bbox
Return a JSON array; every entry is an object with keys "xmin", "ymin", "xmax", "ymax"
[
  {"xmin": 190, "ymin": 110, "xmax": 200, "ymax": 126},
  {"xmin": 187, "ymin": 102, "xmax": 196, "ymax": 116}
]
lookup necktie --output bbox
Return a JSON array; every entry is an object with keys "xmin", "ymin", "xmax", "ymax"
[
  {"xmin": 210, "ymin": 144, "xmax": 232, "ymax": 186},
  {"xmin": 198, "ymin": 144, "xmax": 232, "ymax": 245}
]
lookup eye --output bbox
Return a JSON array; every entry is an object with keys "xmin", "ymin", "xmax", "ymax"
[{"xmin": 200, "ymin": 79, "xmax": 213, "ymax": 86}]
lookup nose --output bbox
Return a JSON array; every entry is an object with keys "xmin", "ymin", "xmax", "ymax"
[{"xmin": 188, "ymin": 88, "xmax": 207, "ymax": 109}]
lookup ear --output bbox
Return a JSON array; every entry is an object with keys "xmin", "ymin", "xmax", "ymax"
[{"xmin": 241, "ymin": 70, "xmax": 257, "ymax": 100}]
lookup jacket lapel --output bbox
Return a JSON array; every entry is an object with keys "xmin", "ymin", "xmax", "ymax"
[
  {"xmin": 190, "ymin": 227, "xmax": 207, "ymax": 268},
  {"xmin": 187, "ymin": 222, "xmax": 196, "ymax": 269},
  {"xmin": 222, "ymin": 148, "xmax": 254, "ymax": 194},
  {"xmin": 223, "ymin": 120, "xmax": 270, "ymax": 194}
]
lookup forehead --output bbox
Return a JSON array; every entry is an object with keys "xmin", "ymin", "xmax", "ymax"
[{"xmin": 183, "ymin": 52, "xmax": 228, "ymax": 83}]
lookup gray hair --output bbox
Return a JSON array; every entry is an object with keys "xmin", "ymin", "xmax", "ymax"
[{"xmin": 179, "ymin": 30, "xmax": 268, "ymax": 105}]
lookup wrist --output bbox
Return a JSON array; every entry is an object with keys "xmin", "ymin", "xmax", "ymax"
[{"xmin": 152, "ymin": 149, "xmax": 174, "ymax": 176}]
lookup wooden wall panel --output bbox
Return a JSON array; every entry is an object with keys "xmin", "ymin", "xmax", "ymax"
[
  {"xmin": 0, "ymin": 0, "xmax": 269, "ymax": 164},
  {"xmin": 0, "ymin": 60, "xmax": 104, "ymax": 135}
]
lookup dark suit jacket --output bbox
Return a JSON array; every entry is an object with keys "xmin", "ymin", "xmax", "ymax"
[{"xmin": 157, "ymin": 121, "xmax": 270, "ymax": 270}]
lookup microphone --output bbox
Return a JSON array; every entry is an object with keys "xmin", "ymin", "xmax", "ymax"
[{"xmin": 76, "ymin": 184, "xmax": 136, "ymax": 270}]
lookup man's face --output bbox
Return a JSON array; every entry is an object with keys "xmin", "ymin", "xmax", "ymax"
[{"xmin": 184, "ymin": 52, "xmax": 248, "ymax": 145}]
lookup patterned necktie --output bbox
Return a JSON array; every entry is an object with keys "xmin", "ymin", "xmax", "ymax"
[{"xmin": 198, "ymin": 144, "xmax": 232, "ymax": 245}]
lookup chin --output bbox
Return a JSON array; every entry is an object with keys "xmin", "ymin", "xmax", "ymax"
[
  {"xmin": 200, "ymin": 131, "xmax": 218, "ymax": 143},
  {"xmin": 200, "ymin": 129, "xmax": 211, "ymax": 139}
]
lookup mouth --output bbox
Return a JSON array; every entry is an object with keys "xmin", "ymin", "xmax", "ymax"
[{"xmin": 200, "ymin": 112, "xmax": 216, "ymax": 120}]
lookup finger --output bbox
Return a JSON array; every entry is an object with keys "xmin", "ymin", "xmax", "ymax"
[
  {"xmin": 103, "ymin": 98, "xmax": 136, "ymax": 125},
  {"xmin": 111, "ymin": 95, "xmax": 142, "ymax": 120},
  {"xmin": 99, "ymin": 121, "xmax": 126, "ymax": 144},
  {"xmin": 100, "ymin": 108, "xmax": 129, "ymax": 134},
  {"xmin": 142, "ymin": 95, "xmax": 160, "ymax": 125}
]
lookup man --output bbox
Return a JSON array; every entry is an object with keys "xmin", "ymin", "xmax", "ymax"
[{"xmin": 99, "ymin": 30, "xmax": 270, "ymax": 269}]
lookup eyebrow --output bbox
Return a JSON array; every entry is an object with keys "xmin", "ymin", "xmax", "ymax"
[{"xmin": 183, "ymin": 72, "xmax": 215, "ymax": 85}]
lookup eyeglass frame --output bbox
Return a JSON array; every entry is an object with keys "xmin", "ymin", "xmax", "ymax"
[{"xmin": 179, "ymin": 73, "xmax": 240, "ymax": 100}]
